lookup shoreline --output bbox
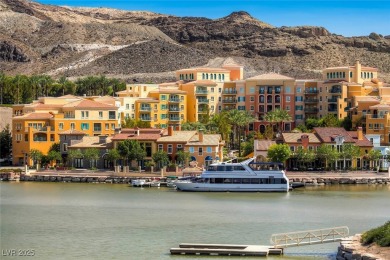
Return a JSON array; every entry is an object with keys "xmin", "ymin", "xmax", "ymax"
[{"xmin": 337, "ymin": 234, "xmax": 389, "ymax": 260}]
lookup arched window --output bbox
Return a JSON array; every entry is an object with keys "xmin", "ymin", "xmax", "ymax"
[
  {"xmin": 371, "ymin": 72, "xmax": 374, "ymax": 78},
  {"xmin": 214, "ymin": 74, "xmax": 216, "ymax": 79},
  {"xmin": 222, "ymin": 74, "xmax": 225, "ymax": 81},
  {"xmin": 259, "ymin": 95, "xmax": 264, "ymax": 103},
  {"xmin": 350, "ymin": 72, "xmax": 353, "ymax": 78},
  {"xmin": 206, "ymin": 74, "xmax": 208, "ymax": 80},
  {"xmin": 218, "ymin": 74, "xmax": 221, "ymax": 81},
  {"xmin": 267, "ymin": 95, "xmax": 272, "ymax": 103},
  {"xmin": 259, "ymin": 125, "xmax": 265, "ymax": 134},
  {"xmin": 275, "ymin": 95, "xmax": 281, "ymax": 103},
  {"xmin": 336, "ymin": 72, "xmax": 339, "ymax": 78},
  {"xmin": 202, "ymin": 73, "xmax": 205, "ymax": 80},
  {"xmin": 343, "ymin": 72, "xmax": 346, "ymax": 78}
]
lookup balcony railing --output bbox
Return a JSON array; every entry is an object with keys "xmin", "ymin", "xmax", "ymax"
[
  {"xmin": 168, "ymin": 107, "xmax": 181, "ymax": 112},
  {"xmin": 93, "ymin": 128, "xmax": 102, "ymax": 132},
  {"xmin": 328, "ymin": 109, "xmax": 337, "ymax": 112},
  {"xmin": 140, "ymin": 117, "xmax": 152, "ymax": 121},
  {"xmin": 366, "ymin": 114, "xmax": 386, "ymax": 119},
  {"xmin": 304, "ymin": 99, "xmax": 319, "ymax": 103},
  {"xmin": 169, "ymin": 98, "xmax": 180, "ymax": 103},
  {"xmin": 139, "ymin": 107, "xmax": 151, "ymax": 111},
  {"xmin": 222, "ymin": 99, "xmax": 237, "ymax": 103},
  {"xmin": 195, "ymin": 90, "xmax": 208, "ymax": 94},
  {"xmin": 197, "ymin": 99, "xmax": 209, "ymax": 104},
  {"xmin": 330, "ymin": 89, "xmax": 342, "ymax": 93},
  {"xmin": 304, "ymin": 90, "xmax": 319, "ymax": 94},
  {"xmin": 328, "ymin": 98, "xmax": 339, "ymax": 103},
  {"xmin": 304, "ymin": 108, "xmax": 319, "ymax": 113},
  {"xmin": 169, "ymin": 117, "xmax": 180, "ymax": 121},
  {"xmin": 222, "ymin": 90, "xmax": 237, "ymax": 94}
]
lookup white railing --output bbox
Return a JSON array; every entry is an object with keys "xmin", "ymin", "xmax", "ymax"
[{"xmin": 270, "ymin": 226, "xmax": 349, "ymax": 248}]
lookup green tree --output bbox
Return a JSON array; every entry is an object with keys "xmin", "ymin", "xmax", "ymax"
[
  {"xmin": 0, "ymin": 124, "xmax": 12, "ymax": 159},
  {"xmin": 47, "ymin": 150, "xmax": 62, "ymax": 165},
  {"xmin": 264, "ymin": 109, "xmax": 292, "ymax": 135},
  {"xmin": 83, "ymin": 148, "xmax": 100, "ymax": 168},
  {"xmin": 152, "ymin": 150, "xmax": 170, "ymax": 169},
  {"xmin": 316, "ymin": 144, "xmax": 339, "ymax": 170},
  {"xmin": 227, "ymin": 110, "xmax": 254, "ymax": 154},
  {"xmin": 67, "ymin": 149, "xmax": 83, "ymax": 167},
  {"xmin": 29, "ymin": 149, "xmax": 43, "ymax": 167},
  {"xmin": 267, "ymin": 144, "xmax": 292, "ymax": 164},
  {"xmin": 176, "ymin": 150, "xmax": 191, "ymax": 166},
  {"xmin": 339, "ymin": 143, "xmax": 361, "ymax": 169},
  {"xmin": 367, "ymin": 149, "xmax": 382, "ymax": 169},
  {"xmin": 122, "ymin": 118, "xmax": 151, "ymax": 128},
  {"xmin": 181, "ymin": 121, "xmax": 206, "ymax": 131},
  {"xmin": 49, "ymin": 142, "xmax": 61, "ymax": 153},
  {"xmin": 305, "ymin": 118, "xmax": 321, "ymax": 130},
  {"xmin": 208, "ymin": 111, "xmax": 231, "ymax": 143},
  {"xmin": 106, "ymin": 148, "xmax": 120, "ymax": 167},
  {"xmin": 117, "ymin": 140, "xmax": 146, "ymax": 166},
  {"xmin": 320, "ymin": 114, "xmax": 341, "ymax": 127},
  {"xmin": 295, "ymin": 147, "xmax": 316, "ymax": 169}
]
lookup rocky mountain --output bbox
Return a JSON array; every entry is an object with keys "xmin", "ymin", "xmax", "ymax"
[{"xmin": 1, "ymin": 0, "xmax": 390, "ymax": 82}]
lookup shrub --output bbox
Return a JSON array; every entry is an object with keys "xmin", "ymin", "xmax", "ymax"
[{"xmin": 361, "ymin": 221, "xmax": 390, "ymax": 247}]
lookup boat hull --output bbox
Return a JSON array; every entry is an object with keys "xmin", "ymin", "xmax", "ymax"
[{"xmin": 175, "ymin": 182, "xmax": 289, "ymax": 192}]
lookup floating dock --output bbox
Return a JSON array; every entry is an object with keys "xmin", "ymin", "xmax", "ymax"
[{"xmin": 170, "ymin": 243, "xmax": 283, "ymax": 256}]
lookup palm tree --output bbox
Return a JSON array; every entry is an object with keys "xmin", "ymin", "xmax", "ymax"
[
  {"xmin": 227, "ymin": 110, "xmax": 254, "ymax": 155},
  {"xmin": 264, "ymin": 109, "xmax": 292, "ymax": 136}
]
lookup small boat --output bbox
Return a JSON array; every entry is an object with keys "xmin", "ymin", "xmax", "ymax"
[
  {"xmin": 174, "ymin": 158, "xmax": 289, "ymax": 192},
  {"xmin": 131, "ymin": 179, "xmax": 146, "ymax": 187}
]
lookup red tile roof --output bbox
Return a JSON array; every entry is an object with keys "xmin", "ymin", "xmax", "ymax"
[
  {"xmin": 14, "ymin": 112, "xmax": 53, "ymax": 120},
  {"xmin": 347, "ymin": 131, "xmax": 373, "ymax": 147},
  {"xmin": 314, "ymin": 127, "xmax": 355, "ymax": 143},
  {"xmin": 111, "ymin": 128, "xmax": 164, "ymax": 141},
  {"xmin": 255, "ymin": 140, "xmax": 276, "ymax": 151},
  {"xmin": 63, "ymin": 99, "xmax": 116, "ymax": 109}
]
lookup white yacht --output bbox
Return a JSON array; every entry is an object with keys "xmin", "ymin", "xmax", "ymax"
[{"xmin": 174, "ymin": 158, "xmax": 289, "ymax": 192}]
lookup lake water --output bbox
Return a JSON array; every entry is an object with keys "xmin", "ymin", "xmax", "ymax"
[{"xmin": 1, "ymin": 182, "xmax": 389, "ymax": 259}]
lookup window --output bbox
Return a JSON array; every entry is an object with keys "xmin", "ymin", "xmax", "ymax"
[
  {"xmin": 211, "ymin": 97, "xmax": 214, "ymax": 101},
  {"xmin": 59, "ymin": 123, "xmax": 64, "ymax": 130},
  {"xmin": 105, "ymin": 123, "xmax": 109, "ymax": 130},
  {"xmin": 250, "ymin": 96, "xmax": 254, "ymax": 102},
  {"xmin": 81, "ymin": 111, "xmax": 89, "ymax": 119},
  {"xmin": 286, "ymin": 105, "xmax": 290, "ymax": 111},
  {"xmin": 189, "ymin": 147, "xmax": 194, "ymax": 153},
  {"xmin": 295, "ymin": 96, "xmax": 303, "ymax": 102},
  {"xmin": 207, "ymin": 147, "xmax": 212, "ymax": 153},
  {"xmin": 295, "ymin": 105, "xmax": 303, "ymax": 111},
  {"xmin": 131, "ymin": 104, "xmax": 135, "ymax": 110},
  {"xmin": 81, "ymin": 123, "xmax": 89, "ymax": 130},
  {"xmin": 63, "ymin": 143, "xmax": 68, "ymax": 152},
  {"xmin": 126, "ymin": 104, "xmax": 129, "ymax": 109},
  {"xmin": 177, "ymin": 144, "xmax": 183, "ymax": 151},
  {"xmin": 211, "ymin": 87, "xmax": 214, "ymax": 93},
  {"xmin": 99, "ymin": 111, "xmax": 103, "ymax": 119},
  {"xmin": 94, "ymin": 123, "xmax": 101, "ymax": 132},
  {"xmin": 161, "ymin": 104, "xmax": 167, "ymax": 110},
  {"xmin": 109, "ymin": 111, "xmax": 116, "ymax": 119},
  {"xmin": 158, "ymin": 144, "xmax": 163, "ymax": 151},
  {"xmin": 218, "ymin": 88, "xmax": 222, "ymax": 93},
  {"xmin": 168, "ymin": 144, "xmax": 173, "ymax": 154},
  {"xmin": 111, "ymin": 123, "xmax": 115, "ymax": 130},
  {"xmin": 198, "ymin": 147, "xmax": 203, "ymax": 155},
  {"xmin": 290, "ymin": 146, "xmax": 295, "ymax": 152},
  {"xmin": 250, "ymin": 106, "xmax": 254, "ymax": 111},
  {"xmin": 296, "ymin": 87, "xmax": 301, "ymax": 93},
  {"xmin": 161, "ymin": 95, "xmax": 167, "ymax": 101},
  {"xmin": 250, "ymin": 87, "xmax": 255, "ymax": 94},
  {"xmin": 240, "ymin": 88, "xmax": 244, "ymax": 93},
  {"xmin": 295, "ymin": 115, "xmax": 303, "ymax": 120},
  {"xmin": 70, "ymin": 123, "xmax": 75, "ymax": 130},
  {"xmin": 286, "ymin": 96, "xmax": 290, "ymax": 102}
]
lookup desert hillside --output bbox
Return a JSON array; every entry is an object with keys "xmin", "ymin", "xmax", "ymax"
[{"xmin": 1, "ymin": 0, "xmax": 389, "ymax": 82}]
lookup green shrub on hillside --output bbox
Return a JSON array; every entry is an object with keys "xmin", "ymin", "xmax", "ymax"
[{"xmin": 361, "ymin": 221, "xmax": 390, "ymax": 247}]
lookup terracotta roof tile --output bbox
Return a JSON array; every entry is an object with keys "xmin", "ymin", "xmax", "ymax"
[
  {"xmin": 58, "ymin": 130, "xmax": 87, "ymax": 135},
  {"xmin": 255, "ymin": 140, "xmax": 276, "ymax": 151},
  {"xmin": 158, "ymin": 131, "xmax": 197, "ymax": 142},
  {"xmin": 69, "ymin": 136, "xmax": 113, "ymax": 148},
  {"xmin": 282, "ymin": 133, "xmax": 321, "ymax": 143},
  {"xmin": 111, "ymin": 128, "xmax": 164, "ymax": 141},
  {"xmin": 14, "ymin": 112, "xmax": 53, "ymax": 120},
  {"xmin": 177, "ymin": 68, "xmax": 230, "ymax": 73},
  {"xmin": 188, "ymin": 134, "xmax": 223, "ymax": 146},
  {"xmin": 63, "ymin": 99, "xmax": 117, "ymax": 109},
  {"xmin": 347, "ymin": 131, "xmax": 373, "ymax": 147},
  {"xmin": 246, "ymin": 72, "xmax": 295, "ymax": 81},
  {"xmin": 314, "ymin": 127, "xmax": 354, "ymax": 143}
]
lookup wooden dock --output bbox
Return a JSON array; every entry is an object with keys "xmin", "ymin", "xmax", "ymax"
[{"xmin": 170, "ymin": 243, "xmax": 283, "ymax": 256}]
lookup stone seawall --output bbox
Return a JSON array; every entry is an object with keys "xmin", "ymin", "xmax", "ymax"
[
  {"xmin": 289, "ymin": 177, "xmax": 390, "ymax": 186},
  {"xmin": 337, "ymin": 235, "xmax": 385, "ymax": 260},
  {"xmin": 20, "ymin": 174, "xmax": 133, "ymax": 184}
]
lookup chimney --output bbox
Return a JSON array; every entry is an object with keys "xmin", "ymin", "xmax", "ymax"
[
  {"xmin": 199, "ymin": 129, "xmax": 204, "ymax": 143},
  {"xmin": 99, "ymin": 135, "xmax": 107, "ymax": 144},
  {"xmin": 168, "ymin": 126, "xmax": 174, "ymax": 136},
  {"xmin": 301, "ymin": 134, "xmax": 309, "ymax": 149},
  {"xmin": 357, "ymin": 127, "xmax": 363, "ymax": 140},
  {"xmin": 135, "ymin": 127, "xmax": 140, "ymax": 136}
]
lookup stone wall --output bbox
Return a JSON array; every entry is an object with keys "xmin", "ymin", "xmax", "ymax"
[
  {"xmin": 290, "ymin": 177, "xmax": 390, "ymax": 186},
  {"xmin": 337, "ymin": 235, "xmax": 381, "ymax": 260}
]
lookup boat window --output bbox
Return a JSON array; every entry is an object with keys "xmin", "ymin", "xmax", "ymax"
[
  {"xmin": 208, "ymin": 166, "xmax": 216, "ymax": 171},
  {"xmin": 233, "ymin": 178, "xmax": 241, "ymax": 184},
  {"xmin": 274, "ymin": 178, "xmax": 281, "ymax": 184},
  {"xmin": 233, "ymin": 166, "xmax": 245, "ymax": 171},
  {"xmin": 242, "ymin": 178, "xmax": 250, "ymax": 184},
  {"xmin": 225, "ymin": 166, "xmax": 233, "ymax": 171},
  {"xmin": 214, "ymin": 178, "xmax": 224, "ymax": 183},
  {"xmin": 260, "ymin": 178, "xmax": 268, "ymax": 184},
  {"xmin": 251, "ymin": 178, "xmax": 260, "ymax": 184},
  {"xmin": 223, "ymin": 178, "xmax": 232, "ymax": 183},
  {"xmin": 217, "ymin": 166, "xmax": 225, "ymax": 171},
  {"xmin": 269, "ymin": 176, "xmax": 274, "ymax": 184},
  {"xmin": 281, "ymin": 178, "xmax": 287, "ymax": 184}
]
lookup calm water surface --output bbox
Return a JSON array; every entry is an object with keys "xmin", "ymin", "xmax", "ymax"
[{"xmin": 1, "ymin": 182, "xmax": 389, "ymax": 260}]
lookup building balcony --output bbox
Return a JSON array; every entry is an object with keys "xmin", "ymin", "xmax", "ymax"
[
  {"xmin": 168, "ymin": 117, "xmax": 181, "ymax": 122},
  {"xmin": 222, "ymin": 99, "xmax": 237, "ymax": 103},
  {"xmin": 328, "ymin": 98, "xmax": 339, "ymax": 103},
  {"xmin": 139, "ymin": 107, "xmax": 151, "ymax": 112},
  {"xmin": 304, "ymin": 90, "xmax": 319, "ymax": 94},
  {"xmin": 168, "ymin": 107, "xmax": 181, "ymax": 112},
  {"xmin": 328, "ymin": 109, "xmax": 338, "ymax": 112},
  {"xmin": 304, "ymin": 99, "xmax": 319, "ymax": 103},
  {"xmin": 330, "ymin": 89, "xmax": 342, "ymax": 93},
  {"xmin": 366, "ymin": 114, "xmax": 386, "ymax": 119},
  {"xmin": 195, "ymin": 90, "xmax": 209, "ymax": 95},
  {"xmin": 140, "ymin": 117, "xmax": 152, "ymax": 121},
  {"xmin": 197, "ymin": 99, "xmax": 209, "ymax": 104},
  {"xmin": 222, "ymin": 90, "xmax": 237, "ymax": 94},
  {"xmin": 93, "ymin": 128, "xmax": 102, "ymax": 132},
  {"xmin": 304, "ymin": 108, "xmax": 319, "ymax": 113},
  {"xmin": 168, "ymin": 98, "xmax": 180, "ymax": 103}
]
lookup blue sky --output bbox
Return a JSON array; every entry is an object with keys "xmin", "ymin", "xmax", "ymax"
[{"xmin": 37, "ymin": 0, "xmax": 390, "ymax": 37}]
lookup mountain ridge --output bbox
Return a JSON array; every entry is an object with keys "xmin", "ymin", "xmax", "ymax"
[{"xmin": 1, "ymin": 0, "xmax": 389, "ymax": 83}]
